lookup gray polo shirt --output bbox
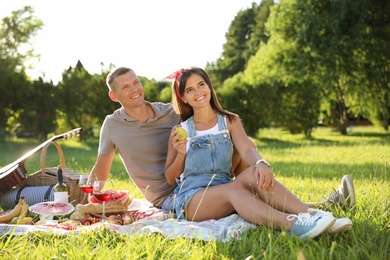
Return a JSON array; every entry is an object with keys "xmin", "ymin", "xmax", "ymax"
[{"xmin": 99, "ymin": 102, "xmax": 180, "ymax": 207}]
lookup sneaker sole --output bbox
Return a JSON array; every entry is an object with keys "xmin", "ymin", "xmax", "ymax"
[
  {"xmin": 329, "ymin": 223, "xmax": 352, "ymax": 233},
  {"xmin": 328, "ymin": 218, "xmax": 353, "ymax": 234},
  {"xmin": 300, "ymin": 216, "xmax": 336, "ymax": 240},
  {"xmin": 342, "ymin": 175, "xmax": 356, "ymax": 206}
]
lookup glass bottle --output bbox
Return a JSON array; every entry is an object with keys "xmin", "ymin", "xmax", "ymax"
[{"xmin": 53, "ymin": 165, "xmax": 69, "ymax": 203}]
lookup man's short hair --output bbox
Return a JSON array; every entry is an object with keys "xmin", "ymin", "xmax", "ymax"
[{"xmin": 106, "ymin": 67, "xmax": 134, "ymax": 91}]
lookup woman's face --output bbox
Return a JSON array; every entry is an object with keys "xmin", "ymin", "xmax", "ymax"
[{"xmin": 183, "ymin": 73, "xmax": 211, "ymax": 108}]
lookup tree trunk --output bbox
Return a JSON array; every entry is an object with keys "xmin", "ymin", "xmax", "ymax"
[{"xmin": 330, "ymin": 100, "xmax": 348, "ymax": 135}]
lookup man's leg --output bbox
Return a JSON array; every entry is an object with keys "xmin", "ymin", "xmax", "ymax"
[{"xmin": 307, "ymin": 175, "xmax": 356, "ymax": 208}]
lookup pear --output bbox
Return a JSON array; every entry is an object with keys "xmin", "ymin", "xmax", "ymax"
[
  {"xmin": 11, "ymin": 215, "xmax": 24, "ymax": 224},
  {"xmin": 176, "ymin": 125, "xmax": 188, "ymax": 141},
  {"xmin": 18, "ymin": 217, "xmax": 33, "ymax": 225}
]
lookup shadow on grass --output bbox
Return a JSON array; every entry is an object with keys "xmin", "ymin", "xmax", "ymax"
[
  {"xmin": 2, "ymin": 131, "xmax": 388, "ymax": 183},
  {"xmin": 348, "ymin": 131, "xmax": 390, "ymax": 138},
  {"xmin": 255, "ymin": 137, "xmax": 340, "ymax": 149},
  {"xmin": 273, "ymin": 161, "xmax": 387, "ymax": 182},
  {"xmin": 254, "ymin": 135, "xmax": 387, "ymax": 150}
]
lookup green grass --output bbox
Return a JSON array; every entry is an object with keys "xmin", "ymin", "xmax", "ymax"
[{"xmin": 1, "ymin": 126, "xmax": 389, "ymax": 259}]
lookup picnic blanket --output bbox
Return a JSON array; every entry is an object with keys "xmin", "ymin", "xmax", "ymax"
[{"xmin": 0, "ymin": 199, "xmax": 256, "ymax": 242}]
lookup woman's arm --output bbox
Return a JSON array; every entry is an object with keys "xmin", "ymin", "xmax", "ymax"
[
  {"xmin": 229, "ymin": 117, "xmax": 260, "ymax": 165},
  {"xmin": 228, "ymin": 117, "xmax": 275, "ymax": 190},
  {"xmin": 164, "ymin": 126, "xmax": 187, "ymax": 185}
]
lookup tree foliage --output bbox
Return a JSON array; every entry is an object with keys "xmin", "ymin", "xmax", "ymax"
[
  {"xmin": 263, "ymin": 0, "xmax": 389, "ymax": 135},
  {"xmin": 20, "ymin": 78, "xmax": 57, "ymax": 140},
  {"xmin": 57, "ymin": 64, "xmax": 118, "ymax": 140},
  {"xmin": 57, "ymin": 66, "xmax": 95, "ymax": 140},
  {"xmin": 206, "ymin": 1, "xmax": 275, "ymax": 89},
  {"xmin": 217, "ymin": 73, "xmax": 268, "ymax": 136},
  {"xmin": 206, "ymin": 2, "xmax": 260, "ymax": 89},
  {"xmin": 352, "ymin": 0, "xmax": 390, "ymax": 130},
  {"xmin": 0, "ymin": 2, "xmax": 389, "ymax": 141},
  {"xmin": 0, "ymin": 6, "xmax": 42, "ymax": 70},
  {"xmin": 0, "ymin": 6, "xmax": 43, "ymax": 141}
]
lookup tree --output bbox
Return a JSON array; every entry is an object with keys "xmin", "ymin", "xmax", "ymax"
[
  {"xmin": 206, "ymin": 1, "xmax": 275, "ymax": 89},
  {"xmin": 57, "ymin": 64, "xmax": 96, "ymax": 140},
  {"xmin": 0, "ymin": 6, "xmax": 43, "ymax": 140},
  {"xmin": 0, "ymin": 61, "xmax": 30, "ymax": 139},
  {"xmin": 143, "ymin": 77, "xmax": 171, "ymax": 103},
  {"xmin": 244, "ymin": 39, "xmax": 321, "ymax": 138},
  {"xmin": 217, "ymin": 72, "xmax": 268, "ymax": 136},
  {"xmin": 0, "ymin": 6, "xmax": 42, "ymax": 68},
  {"xmin": 18, "ymin": 78, "xmax": 57, "ymax": 140},
  {"xmin": 205, "ymin": 1, "xmax": 276, "ymax": 135},
  {"xmin": 267, "ymin": 0, "xmax": 369, "ymax": 135},
  {"xmin": 206, "ymin": 3, "xmax": 260, "ymax": 89},
  {"xmin": 244, "ymin": 0, "xmax": 274, "ymax": 61},
  {"xmin": 353, "ymin": 0, "xmax": 390, "ymax": 130},
  {"xmin": 87, "ymin": 64, "xmax": 119, "ymax": 130}
]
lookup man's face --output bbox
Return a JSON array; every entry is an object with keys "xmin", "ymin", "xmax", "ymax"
[{"xmin": 109, "ymin": 71, "xmax": 145, "ymax": 107}]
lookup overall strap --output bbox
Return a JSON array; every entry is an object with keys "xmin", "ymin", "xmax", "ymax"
[
  {"xmin": 217, "ymin": 114, "xmax": 228, "ymax": 132},
  {"xmin": 187, "ymin": 114, "xmax": 227, "ymax": 137},
  {"xmin": 187, "ymin": 116, "xmax": 197, "ymax": 137}
]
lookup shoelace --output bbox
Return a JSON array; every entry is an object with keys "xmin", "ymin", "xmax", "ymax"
[
  {"xmin": 328, "ymin": 190, "xmax": 341, "ymax": 203},
  {"xmin": 287, "ymin": 213, "xmax": 318, "ymax": 226}
]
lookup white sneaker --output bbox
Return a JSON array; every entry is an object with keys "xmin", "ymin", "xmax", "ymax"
[
  {"xmin": 288, "ymin": 213, "xmax": 335, "ymax": 240},
  {"xmin": 308, "ymin": 208, "xmax": 353, "ymax": 234},
  {"xmin": 341, "ymin": 175, "xmax": 356, "ymax": 206},
  {"xmin": 328, "ymin": 218, "xmax": 353, "ymax": 233},
  {"xmin": 327, "ymin": 175, "xmax": 356, "ymax": 207}
]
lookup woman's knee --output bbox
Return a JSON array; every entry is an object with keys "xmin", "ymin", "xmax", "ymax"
[
  {"xmin": 230, "ymin": 180, "xmax": 244, "ymax": 190},
  {"xmin": 235, "ymin": 167, "xmax": 257, "ymax": 185},
  {"xmin": 231, "ymin": 174, "xmax": 257, "ymax": 193}
]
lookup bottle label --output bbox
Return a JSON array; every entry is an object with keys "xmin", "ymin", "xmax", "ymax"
[{"xmin": 54, "ymin": 192, "xmax": 69, "ymax": 203}]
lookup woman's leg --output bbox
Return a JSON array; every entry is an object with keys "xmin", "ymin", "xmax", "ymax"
[
  {"xmin": 186, "ymin": 181, "xmax": 294, "ymax": 230},
  {"xmin": 233, "ymin": 167, "xmax": 310, "ymax": 214},
  {"xmin": 185, "ymin": 173, "xmax": 337, "ymax": 239}
]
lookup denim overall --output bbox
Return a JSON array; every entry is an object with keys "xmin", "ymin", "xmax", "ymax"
[{"xmin": 173, "ymin": 114, "xmax": 233, "ymax": 219}]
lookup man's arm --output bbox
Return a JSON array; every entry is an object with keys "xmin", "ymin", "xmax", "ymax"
[
  {"xmin": 231, "ymin": 144, "xmax": 250, "ymax": 178},
  {"xmin": 89, "ymin": 152, "xmax": 115, "ymax": 182}
]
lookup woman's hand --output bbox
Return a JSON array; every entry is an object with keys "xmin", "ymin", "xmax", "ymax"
[
  {"xmin": 171, "ymin": 127, "xmax": 187, "ymax": 156},
  {"xmin": 254, "ymin": 164, "xmax": 275, "ymax": 191},
  {"xmin": 165, "ymin": 127, "xmax": 188, "ymax": 185}
]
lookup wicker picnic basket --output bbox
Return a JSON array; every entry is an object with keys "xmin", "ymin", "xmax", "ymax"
[{"xmin": 15, "ymin": 141, "xmax": 85, "ymax": 205}]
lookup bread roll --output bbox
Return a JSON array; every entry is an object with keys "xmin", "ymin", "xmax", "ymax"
[{"xmin": 76, "ymin": 202, "xmax": 128, "ymax": 214}]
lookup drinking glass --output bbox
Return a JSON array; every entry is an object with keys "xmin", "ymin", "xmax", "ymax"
[
  {"xmin": 93, "ymin": 180, "xmax": 114, "ymax": 223},
  {"xmin": 78, "ymin": 175, "xmax": 93, "ymax": 203}
]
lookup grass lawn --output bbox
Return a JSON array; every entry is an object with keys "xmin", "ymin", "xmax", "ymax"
[{"xmin": 0, "ymin": 126, "xmax": 389, "ymax": 259}]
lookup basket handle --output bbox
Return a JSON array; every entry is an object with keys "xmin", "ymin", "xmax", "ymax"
[{"xmin": 40, "ymin": 141, "xmax": 66, "ymax": 174}]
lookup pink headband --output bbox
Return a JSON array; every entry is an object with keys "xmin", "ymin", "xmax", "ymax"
[{"xmin": 165, "ymin": 68, "xmax": 185, "ymax": 102}]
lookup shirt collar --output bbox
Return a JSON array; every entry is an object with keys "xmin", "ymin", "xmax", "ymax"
[{"xmin": 118, "ymin": 101, "xmax": 158, "ymax": 122}]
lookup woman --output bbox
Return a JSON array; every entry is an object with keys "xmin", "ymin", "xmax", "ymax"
[{"xmin": 164, "ymin": 67, "xmax": 352, "ymax": 240}]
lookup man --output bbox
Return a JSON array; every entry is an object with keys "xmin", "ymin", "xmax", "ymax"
[
  {"xmin": 89, "ymin": 67, "xmax": 355, "ymax": 212},
  {"xmin": 89, "ymin": 67, "xmax": 179, "ymax": 210}
]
